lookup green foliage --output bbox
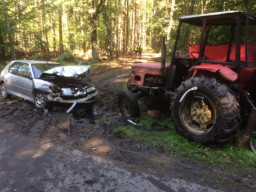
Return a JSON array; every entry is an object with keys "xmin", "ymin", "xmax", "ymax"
[
  {"xmin": 144, "ymin": 46, "xmax": 155, "ymax": 53},
  {"xmin": 55, "ymin": 51, "xmax": 76, "ymax": 63},
  {"xmin": 114, "ymin": 114, "xmax": 256, "ymax": 173},
  {"xmin": 0, "ymin": 60, "xmax": 9, "ymax": 72},
  {"xmin": 2, "ymin": 0, "xmax": 256, "ymax": 59},
  {"xmin": 0, "ymin": 64, "xmax": 5, "ymax": 72},
  {"xmin": 27, "ymin": 54, "xmax": 43, "ymax": 60}
]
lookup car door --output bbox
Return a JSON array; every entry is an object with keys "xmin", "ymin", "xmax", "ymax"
[
  {"xmin": 15, "ymin": 63, "xmax": 34, "ymax": 101},
  {"xmin": 5, "ymin": 62, "xmax": 21, "ymax": 94}
]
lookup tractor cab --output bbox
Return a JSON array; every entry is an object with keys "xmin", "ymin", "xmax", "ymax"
[{"xmin": 168, "ymin": 11, "xmax": 256, "ymax": 91}]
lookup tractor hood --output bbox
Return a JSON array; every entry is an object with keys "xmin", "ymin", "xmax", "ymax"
[{"xmin": 39, "ymin": 66, "xmax": 92, "ymax": 84}]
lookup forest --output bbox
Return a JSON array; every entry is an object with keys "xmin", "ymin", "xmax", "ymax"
[{"xmin": 0, "ymin": 0, "xmax": 256, "ymax": 61}]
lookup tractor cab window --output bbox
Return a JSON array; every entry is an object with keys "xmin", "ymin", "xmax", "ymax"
[
  {"xmin": 204, "ymin": 25, "xmax": 234, "ymax": 62},
  {"xmin": 176, "ymin": 22, "xmax": 201, "ymax": 58}
]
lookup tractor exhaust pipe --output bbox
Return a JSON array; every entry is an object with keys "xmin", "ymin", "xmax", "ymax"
[{"xmin": 161, "ymin": 37, "xmax": 166, "ymax": 78}]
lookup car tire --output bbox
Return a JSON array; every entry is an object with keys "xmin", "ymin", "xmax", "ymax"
[
  {"xmin": 1, "ymin": 83, "xmax": 11, "ymax": 99},
  {"xmin": 34, "ymin": 91, "xmax": 52, "ymax": 109},
  {"xmin": 171, "ymin": 76, "xmax": 240, "ymax": 147},
  {"xmin": 118, "ymin": 90, "xmax": 140, "ymax": 118}
]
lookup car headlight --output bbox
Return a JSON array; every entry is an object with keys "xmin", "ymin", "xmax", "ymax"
[{"xmin": 87, "ymin": 86, "xmax": 95, "ymax": 93}]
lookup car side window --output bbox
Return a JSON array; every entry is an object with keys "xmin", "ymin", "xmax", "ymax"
[
  {"xmin": 17, "ymin": 63, "xmax": 31, "ymax": 79},
  {"xmin": 8, "ymin": 62, "xmax": 20, "ymax": 75}
]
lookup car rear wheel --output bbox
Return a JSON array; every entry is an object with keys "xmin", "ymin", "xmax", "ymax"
[
  {"xmin": 34, "ymin": 91, "xmax": 52, "ymax": 109},
  {"xmin": 171, "ymin": 76, "xmax": 240, "ymax": 147},
  {"xmin": 1, "ymin": 83, "xmax": 11, "ymax": 99},
  {"xmin": 118, "ymin": 90, "xmax": 140, "ymax": 118}
]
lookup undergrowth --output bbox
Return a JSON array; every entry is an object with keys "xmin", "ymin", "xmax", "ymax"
[
  {"xmin": 55, "ymin": 51, "xmax": 76, "ymax": 63},
  {"xmin": 27, "ymin": 54, "xmax": 43, "ymax": 60}
]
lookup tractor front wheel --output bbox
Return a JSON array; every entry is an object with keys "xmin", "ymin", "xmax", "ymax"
[
  {"xmin": 118, "ymin": 90, "xmax": 140, "ymax": 118},
  {"xmin": 171, "ymin": 77, "xmax": 240, "ymax": 147}
]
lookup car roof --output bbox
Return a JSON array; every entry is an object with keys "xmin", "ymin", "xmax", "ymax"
[
  {"xmin": 11, "ymin": 60, "xmax": 61, "ymax": 65},
  {"xmin": 179, "ymin": 10, "xmax": 256, "ymax": 26}
]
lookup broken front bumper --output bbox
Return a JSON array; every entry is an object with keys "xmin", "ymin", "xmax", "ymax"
[{"xmin": 47, "ymin": 90, "xmax": 98, "ymax": 104}]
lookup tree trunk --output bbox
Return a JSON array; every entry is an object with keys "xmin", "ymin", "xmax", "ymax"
[
  {"xmin": 52, "ymin": 11, "xmax": 56, "ymax": 52},
  {"xmin": 0, "ymin": 29, "xmax": 5, "ymax": 60},
  {"xmin": 59, "ymin": 9, "xmax": 64, "ymax": 54},
  {"xmin": 183, "ymin": 0, "xmax": 195, "ymax": 46},
  {"xmin": 41, "ymin": 0, "xmax": 49, "ymax": 56},
  {"xmin": 142, "ymin": 0, "xmax": 146, "ymax": 48},
  {"xmin": 90, "ymin": 16, "xmax": 99, "ymax": 60},
  {"xmin": 125, "ymin": 0, "xmax": 129, "ymax": 53},
  {"xmin": 2, "ymin": 0, "xmax": 15, "ymax": 59},
  {"xmin": 189, "ymin": 0, "xmax": 195, "ymax": 15},
  {"xmin": 134, "ymin": 1, "xmax": 137, "ymax": 44},
  {"xmin": 123, "ymin": 21, "xmax": 126, "ymax": 55},
  {"xmin": 89, "ymin": 0, "xmax": 105, "ymax": 60},
  {"xmin": 167, "ymin": 0, "xmax": 175, "ymax": 41},
  {"xmin": 152, "ymin": 0, "xmax": 157, "ymax": 49},
  {"xmin": 63, "ymin": 5, "xmax": 69, "ymax": 50},
  {"xmin": 74, "ymin": 11, "xmax": 78, "ymax": 51},
  {"xmin": 116, "ymin": 0, "xmax": 121, "ymax": 52}
]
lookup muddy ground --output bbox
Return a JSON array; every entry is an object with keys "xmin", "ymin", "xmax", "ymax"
[{"xmin": 0, "ymin": 53, "xmax": 255, "ymax": 192}]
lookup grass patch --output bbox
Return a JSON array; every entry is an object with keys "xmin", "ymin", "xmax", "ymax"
[{"xmin": 113, "ymin": 114, "xmax": 256, "ymax": 174}]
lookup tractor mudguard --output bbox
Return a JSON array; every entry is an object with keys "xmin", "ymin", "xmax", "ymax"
[{"xmin": 188, "ymin": 64, "xmax": 238, "ymax": 82}]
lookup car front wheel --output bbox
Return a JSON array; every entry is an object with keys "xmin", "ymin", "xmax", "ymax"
[
  {"xmin": 34, "ymin": 91, "xmax": 52, "ymax": 109},
  {"xmin": 1, "ymin": 83, "xmax": 11, "ymax": 99}
]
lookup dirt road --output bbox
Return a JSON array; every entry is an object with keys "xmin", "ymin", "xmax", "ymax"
[
  {"xmin": 0, "ymin": 129, "xmax": 221, "ymax": 192},
  {"xmin": 0, "ymin": 53, "xmax": 255, "ymax": 191}
]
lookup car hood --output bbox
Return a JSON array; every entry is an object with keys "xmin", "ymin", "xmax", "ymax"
[
  {"xmin": 38, "ymin": 66, "xmax": 92, "ymax": 84},
  {"xmin": 41, "ymin": 66, "xmax": 91, "ymax": 77}
]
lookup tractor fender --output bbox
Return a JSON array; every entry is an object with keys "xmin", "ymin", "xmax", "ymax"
[{"xmin": 188, "ymin": 64, "xmax": 238, "ymax": 82}]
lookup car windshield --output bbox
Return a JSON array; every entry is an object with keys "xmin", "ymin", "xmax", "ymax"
[{"xmin": 32, "ymin": 63, "xmax": 61, "ymax": 79}]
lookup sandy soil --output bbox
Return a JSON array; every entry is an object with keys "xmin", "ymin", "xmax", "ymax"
[{"xmin": 0, "ymin": 53, "xmax": 255, "ymax": 192}]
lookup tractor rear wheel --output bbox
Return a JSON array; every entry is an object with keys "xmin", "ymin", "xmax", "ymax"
[
  {"xmin": 171, "ymin": 77, "xmax": 240, "ymax": 147},
  {"xmin": 118, "ymin": 90, "xmax": 140, "ymax": 118}
]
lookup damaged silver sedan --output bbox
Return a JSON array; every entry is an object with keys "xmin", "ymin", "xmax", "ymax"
[{"xmin": 0, "ymin": 60, "xmax": 97, "ymax": 110}]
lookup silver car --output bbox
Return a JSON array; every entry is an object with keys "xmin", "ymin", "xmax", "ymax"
[{"xmin": 0, "ymin": 60, "xmax": 97, "ymax": 110}]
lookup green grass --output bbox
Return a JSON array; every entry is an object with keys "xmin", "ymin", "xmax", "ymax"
[{"xmin": 113, "ymin": 114, "xmax": 256, "ymax": 175}]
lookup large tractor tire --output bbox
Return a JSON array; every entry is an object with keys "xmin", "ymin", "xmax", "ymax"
[
  {"xmin": 171, "ymin": 76, "xmax": 240, "ymax": 147},
  {"xmin": 118, "ymin": 90, "xmax": 140, "ymax": 118}
]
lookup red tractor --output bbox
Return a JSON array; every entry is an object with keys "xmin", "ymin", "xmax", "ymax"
[{"xmin": 118, "ymin": 11, "xmax": 256, "ymax": 148}]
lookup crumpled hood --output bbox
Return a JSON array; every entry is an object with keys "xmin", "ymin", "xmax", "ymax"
[
  {"xmin": 39, "ymin": 66, "xmax": 92, "ymax": 84},
  {"xmin": 42, "ymin": 66, "xmax": 91, "ymax": 77}
]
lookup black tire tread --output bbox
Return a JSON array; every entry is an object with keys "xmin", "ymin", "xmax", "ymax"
[
  {"xmin": 171, "ymin": 76, "xmax": 240, "ymax": 147},
  {"xmin": 118, "ymin": 90, "xmax": 140, "ymax": 117}
]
